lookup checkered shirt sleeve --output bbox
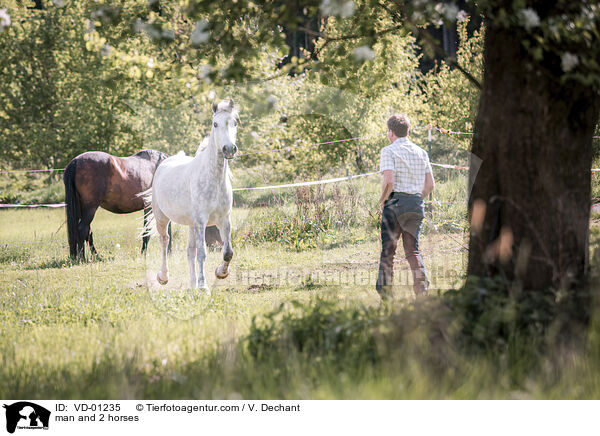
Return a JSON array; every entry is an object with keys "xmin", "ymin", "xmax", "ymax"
[
  {"xmin": 379, "ymin": 147, "xmax": 395, "ymax": 172},
  {"xmin": 424, "ymin": 153, "xmax": 432, "ymax": 174}
]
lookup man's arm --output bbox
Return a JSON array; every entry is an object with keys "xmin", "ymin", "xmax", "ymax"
[
  {"xmin": 380, "ymin": 170, "xmax": 394, "ymax": 209},
  {"xmin": 422, "ymin": 172, "xmax": 435, "ymax": 198}
]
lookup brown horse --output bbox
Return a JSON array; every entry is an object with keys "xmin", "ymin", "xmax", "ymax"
[{"xmin": 63, "ymin": 149, "xmax": 171, "ymax": 260}]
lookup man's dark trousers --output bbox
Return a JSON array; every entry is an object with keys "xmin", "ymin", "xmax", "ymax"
[{"xmin": 376, "ymin": 192, "xmax": 428, "ymax": 297}]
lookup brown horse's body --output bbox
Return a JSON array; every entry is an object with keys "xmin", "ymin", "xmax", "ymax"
[
  {"xmin": 64, "ymin": 149, "xmax": 169, "ymax": 259},
  {"xmin": 75, "ymin": 151, "xmax": 156, "ymax": 214}
]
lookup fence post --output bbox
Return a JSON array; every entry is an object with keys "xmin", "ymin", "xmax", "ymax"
[{"xmin": 428, "ymin": 123, "xmax": 433, "ymax": 202}]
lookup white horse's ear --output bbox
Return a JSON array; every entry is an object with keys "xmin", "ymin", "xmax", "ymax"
[{"xmin": 212, "ymin": 101, "xmax": 218, "ymax": 113}]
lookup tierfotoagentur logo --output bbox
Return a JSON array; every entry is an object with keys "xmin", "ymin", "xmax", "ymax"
[{"xmin": 2, "ymin": 402, "xmax": 50, "ymax": 434}]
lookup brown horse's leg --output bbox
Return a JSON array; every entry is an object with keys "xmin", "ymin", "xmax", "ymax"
[
  {"xmin": 141, "ymin": 235, "xmax": 150, "ymax": 253},
  {"xmin": 78, "ymin": 205, "xmax": 98, "ymax": 259},
  {"xmin": 142, "ymin": 207, "xmax": 150, "ymax": 254},
  {"xmin": 88, "ymin": 231, "xmax": 97, "ymax": 256},
  {"xmin": 167, "ymin": 222, "xmax": 172, "ymax": 254}
]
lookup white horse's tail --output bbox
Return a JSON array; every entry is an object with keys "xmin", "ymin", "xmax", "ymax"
[{"xmin": 137, "ymin": 187, "xmax": 156, "ymax": 238}]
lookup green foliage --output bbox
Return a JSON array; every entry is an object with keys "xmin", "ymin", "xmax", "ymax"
[
  {"xmin": 275, "ymin": 18, "xmax": 427, "ymax": 175},
  {"xmin": 443, "ymin": 277, "xmax": 553, "ymax": 352},
  {"xmin": 0, "ymin": 0, "xmax": 226, "ymax": 168},
  {"xmin": 423, "ymin": 18, "xmax": 483, "ymax": 164},
  {"xmin": 424, "ymin": 174, "xmax": 469, "ymax": 233},
  {"xmin": 246, "ymin": 298, "xmax": 382, "ymax": 367},
  {"xmin": 2, "ymin": 0, "xmax": 597, "ymax": 174},
  {"xmin": 0, "ymin": 2, "xmax": 143, "ymax": 167},
  {"xmin": 0, "ymin": 174, "xmax": 64, "ymax": 204},
  {"xmin": 233, "ymin": 173, "xmax": 468, "ymax": 250},
  {"xmin": 0, "ymin": 0, "xmax": 446, "ymax": 175}
]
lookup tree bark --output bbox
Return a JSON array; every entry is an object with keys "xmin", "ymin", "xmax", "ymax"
[{"xmin": 467, "ymin": 22, "xmax": 600, "ymax": 296}]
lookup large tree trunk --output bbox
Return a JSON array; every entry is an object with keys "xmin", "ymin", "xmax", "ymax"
[{"xmin": 467, "ymin": 22, "xmax": 600, "ymax": 300}]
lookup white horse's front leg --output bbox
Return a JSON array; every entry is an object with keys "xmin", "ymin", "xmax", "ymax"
[
  {"xmin": 193, "ymin": 218, "xmax": 209, "ymax": 291},
  {"xmin": 187, "ymin": 226, "xmax": 197, "ymax": 288},
  {"xmin": 215, "ymin": 217, "xmax": 233, "ymax": 279}
]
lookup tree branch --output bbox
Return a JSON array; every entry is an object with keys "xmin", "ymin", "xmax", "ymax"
[
  {"xmin": 297, "ymin": 24, "xmax": 403, "ymax": 43},
  {"xmin": 298, "ymin": 24, "xmax": 404, "ymax": 60},
  {"xmin": 385, "ymin": 0, "xmax": 481, "ymax": 89},
  {"xmin": 300, "ymin": 6, "xmax": 481, "ymax": 90},
  {"xmin": 412, "ymin": 23, "xmax": 482, "ymax": 89}
]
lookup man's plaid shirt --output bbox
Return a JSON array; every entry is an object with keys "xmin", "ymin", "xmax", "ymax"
[{"xmin": 379, "ymin": 137, "xmax": 432, "ymax": 195}]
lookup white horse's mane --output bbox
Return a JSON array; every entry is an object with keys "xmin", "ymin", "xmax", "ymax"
[
  {"xmin": 195, "ymin": 137, "xmax": 210, "ymax": 155},
  {"xmin": 192, "ymin": 137, "xmax": 233, "ymax": 181}
]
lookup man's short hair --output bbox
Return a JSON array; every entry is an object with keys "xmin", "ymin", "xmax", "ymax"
[{"xmin": 387, "ymin": 114, "xmax": 410, "ymax": 137}]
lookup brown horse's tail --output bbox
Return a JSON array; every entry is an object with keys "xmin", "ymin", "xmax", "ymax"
[
  {"xmin": 137, "ymin": 188, "xmax": 156, "ymax": 238},
  {"xmin": 64, "ymin": 160, "xmax": 81, "ymax": 259}
]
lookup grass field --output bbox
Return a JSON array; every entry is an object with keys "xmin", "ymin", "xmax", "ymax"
[{"xmin": 2, "ymin": 175, "xmax": 600, "ymax": 399}]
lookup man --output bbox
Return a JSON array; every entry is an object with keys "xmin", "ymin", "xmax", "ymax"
[{"xmin": 376, "ymin": 114, "xmax": 435, "ymax": 298}]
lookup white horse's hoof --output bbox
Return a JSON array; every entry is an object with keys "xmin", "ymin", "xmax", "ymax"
[
  {"xmin": 157, "ymin": 271, "xmax": 169, "ymax": 285},
  {"xmin": 215, "ymin": 265, "xmax": 229, "ymax": 279},
  {"xmin": 196, "ymin": 283, "xmax": 210, "ymax": 294}
]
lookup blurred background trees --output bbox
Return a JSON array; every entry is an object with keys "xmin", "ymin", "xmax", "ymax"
[{"xmin": 0, "ymin": 0, "xmax": 482, "ymax": 176}]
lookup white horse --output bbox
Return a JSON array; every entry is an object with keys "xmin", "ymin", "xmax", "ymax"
[{"xmin": 147, "ymin": 99, "xmax": 238, "ymax": 290}]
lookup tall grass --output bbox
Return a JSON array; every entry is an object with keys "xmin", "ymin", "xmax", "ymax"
[{"xmin": 233, "ymin": 172, "xmax": 468, "ymax": 251}]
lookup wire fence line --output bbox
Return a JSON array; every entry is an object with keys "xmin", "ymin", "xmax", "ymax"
[
  {"xmin": 1, "ymin": 231, "xmax": 132, "ymax": 247},
  {"xmin": 0, "ymin": 162, "xmax": 466, "ymax": 208},
  {"xmin": 235, "ymin": 134, "xmax": 381, "ymax": 157},
  {"xmin": 0, "ymin": 168, "xmax": 67, "ymax": 174},
  {"xmin": 8, "ymin": 156, "xmax": 600, "ymax": 208},
  {"xmin": 0, "ymin": 128, "xmax": 472, "ymax": 203},
  {"xmin": 0, "ymin": 203, "xmax": 67, "ymax": 208},
  {"xmin": 233, "ymin": 171, "xmax": 381, "ymax": 191},
  {"xmin": 0, "ymin": 166, "xmax": 449, "ymax": 208},
  {"xmin": 1, "ymin": 187, "xmax": 465, "ymax": 248}
]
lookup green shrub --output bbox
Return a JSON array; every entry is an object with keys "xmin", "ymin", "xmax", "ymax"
[
  {"xmin": 0, "ymin": 174, "xmax": 64, "ymax": 204},
  {"xmin": 442, "ymin": 276, "xmax": 565, "ymax": 354},
  {"xmin": 246, "ymin": 299, "xmax": 383, "ymax": 368}
]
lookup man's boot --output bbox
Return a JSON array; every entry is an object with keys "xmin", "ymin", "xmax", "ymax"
[
  {"xmin": 412, "ymin": 268, "xmax": 429, "ymax": 296},
  {"xmin": 376, "ymin": 268, "xmax": 393, "ymax": 300}
]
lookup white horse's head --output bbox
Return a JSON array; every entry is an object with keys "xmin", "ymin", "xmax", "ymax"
[{"xmin": 211, "ymin": 99, "xmax": 239, "ymax": 160}]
